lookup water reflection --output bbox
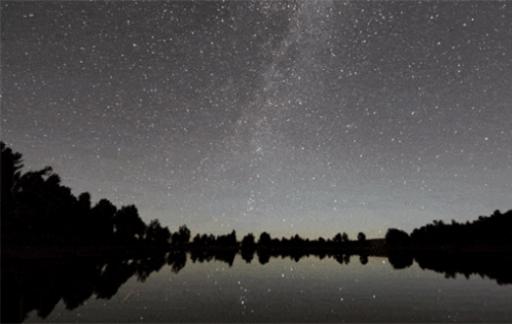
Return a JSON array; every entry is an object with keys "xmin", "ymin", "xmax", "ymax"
[{"xmin": 3, "ymin": 250, "xmax": 512, "ymax": 323}]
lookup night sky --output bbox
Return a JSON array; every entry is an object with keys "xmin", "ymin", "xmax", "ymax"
[{"xmin": 2, "ymin": 1, "xmax": 511, "ymax": 238}]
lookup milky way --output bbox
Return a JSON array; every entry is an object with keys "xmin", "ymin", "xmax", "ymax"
[{"xmin": 2, "ymin": 1, "xmax": 511, "ymax": 237}]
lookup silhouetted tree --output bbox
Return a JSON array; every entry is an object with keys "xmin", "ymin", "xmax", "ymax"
[
  {"xmin": 1, "ymin": 142, "xmax": 23, "ymax": 216},
  {"xmin": 241, "ymin": 233, "xmax": 256, "ymax": 263},
  {"xmin": 241, "ymin": 233, "xmax": 255, "ymax": 247},
  {"xmin": 145, "ymin": 220, "xmax": 171, "ymax": 246},
  {"xmin": 385, "ymin": 228, "xmax": 411, "ymax": 247},
  {"xmin": 114, "ymin": 205, "xmax": 146, "ymax": 243},
  {"xmin": 90, "ymin": 199, "xmax": 117, "ymax": 243},
  {"xmin": 258, "ymin": 232, "xmax": 271, "ymax": 246},
  {"xmin": 171, "ymin": 225, "xmax": 191, "ymax": 246},
  {"xmin": 216, "ymin": 230, "xmax": 237, "ymax": 247},
  {"xmin": 77, "ymin": 192, "xmax": 91, "ymax": 210},
  {"xmin": 357, "ymin": 232, "xmax": 366, "ymax": 242}
]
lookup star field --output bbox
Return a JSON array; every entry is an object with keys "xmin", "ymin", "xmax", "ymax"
[{"xmin": 2, "ymin": 1, "xmax": 511, "ymax": 237}]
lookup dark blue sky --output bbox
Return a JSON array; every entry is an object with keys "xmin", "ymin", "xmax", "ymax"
[{"xmin": 2, "ymin": 1, "xmax": 511, "ymax": 238}]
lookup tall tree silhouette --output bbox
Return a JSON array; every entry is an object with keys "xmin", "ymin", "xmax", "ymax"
[
  {"xmin": 90, "ymin": 199, "xmax": 117, "ymax": 244},
  {"xmin": 0, "ymin": 142, "xmax": 155, "ymax": 248}
]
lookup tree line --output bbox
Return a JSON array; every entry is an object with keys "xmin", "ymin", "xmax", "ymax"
[
  {"xmin": 1, "ymin": 142, "xmax": 188, "ymax": 249},
  {"xmin": 1, "ymin": 142, "xmax": 371, "ymax": 253},
  {"xmin": 4, "ymin": 236, "xmax": 512, "ymax": 323},
  {"xmin": 2, "ymin": 142, "xmax": 511, "ymax": 253},
  {"xmin": 385, "ymin": 210, "xmax": 512, "ymax": 249}
]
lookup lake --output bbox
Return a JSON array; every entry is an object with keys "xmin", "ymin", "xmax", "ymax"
[{"xmin": 19, "ymin": 255, "xmax": 512, "ymax": 322}]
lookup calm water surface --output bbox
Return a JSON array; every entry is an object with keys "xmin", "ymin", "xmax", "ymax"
[{"xmin": 25, "ymin": 256, "xmax": 512, "ymax": 322}]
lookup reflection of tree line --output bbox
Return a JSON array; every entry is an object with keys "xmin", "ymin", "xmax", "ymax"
[
  {"xmin": 2, "ymin": 142, "xmax": 512, "ymax": 322},
  {"xmin": 3, "ymin": 252, "xmax": 184, "ymax": 323},
  {"xmin": 4, "ymin": 240, "xmax": 512, "ymax": 323}
]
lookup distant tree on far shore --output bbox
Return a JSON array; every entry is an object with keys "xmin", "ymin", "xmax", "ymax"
[{"xmin": 385, "ymin": 228, "xmax": 411, "ymax": 247}]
